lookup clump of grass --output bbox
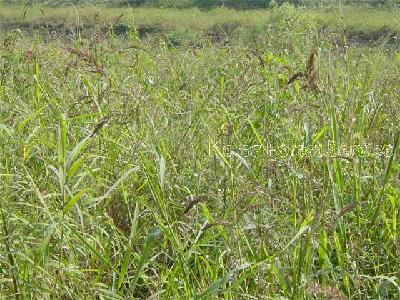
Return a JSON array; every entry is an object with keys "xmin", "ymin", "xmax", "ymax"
[{"xmin": 0, "ymin": 4, "xmax": 399, "ymax": 299}]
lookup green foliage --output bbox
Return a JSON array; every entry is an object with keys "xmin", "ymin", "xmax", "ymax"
[
  {"xmin": 0, "ymin": 4, "xmax": 400, "ymax": 299},
  {"xmin": 2, "ymin": 0, "xmax": 399, "ymax": 8}
]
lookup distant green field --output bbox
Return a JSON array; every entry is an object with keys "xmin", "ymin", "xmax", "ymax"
[
  {"xmin": 1, "ymin": 4, "xmax": 400, "ymax": 44},
  {"xmin": 1, "ymin": 0, "xmax": 400, "ymax": 8},
  {"xmin": 0, "ymin": 3, "xmax": 399, "ymax": 299}
]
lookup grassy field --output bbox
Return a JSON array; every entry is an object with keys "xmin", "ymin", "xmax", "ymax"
[
  {"xmin": 1, "ymin": 4, "xmax": 400, "ymax": 39},
  {"xmin": 1, "ymin": 4, "xmax": 400, "ymax": 299}
]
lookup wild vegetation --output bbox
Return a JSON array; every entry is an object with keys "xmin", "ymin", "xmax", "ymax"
[
  {"xmin": 0, "ymin": 2, "xmax": 399, "ymax": 299},
  {"xmin": 2, "ymin": 0, "xmax": 400, "ymax": 8}
]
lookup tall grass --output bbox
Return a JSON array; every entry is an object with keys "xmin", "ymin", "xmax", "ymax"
[{"xmin": 0, "ymin": 4, "xmax": 399, "ymax": 299}]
